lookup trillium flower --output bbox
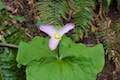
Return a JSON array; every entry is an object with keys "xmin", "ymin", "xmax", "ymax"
[{"xmin": 39, "ymin": 23, "xmax": 75, "ymax": 50}]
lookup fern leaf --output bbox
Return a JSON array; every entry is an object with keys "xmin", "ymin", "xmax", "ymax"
[
  {"xmin": 70, "ymin": 0, "xmax": 95, "ymax": 29},
  {"xmin": 0, "ymin": 51, "xmax": 17, "ymax": 80},
  {"xmin": 37, "ymin": 0, "xmax": 69, "ymax": 26},
  {"xmin": 37, "ymin": 0, "xmax": 95, "ymax": 41},
  {"xmin": 0, "ymin": 38, "xmax": 17, "ymax": 80},
  {"xmin": 0, "ymin": 8, "xmax": 28, "ymax": 80},
  {"xmin": 68, "ymin": 0, "xmax": 95, "ymax": 41}
]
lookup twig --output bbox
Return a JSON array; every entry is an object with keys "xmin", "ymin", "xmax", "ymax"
[{"xmin": 0, "ymin": 43, "xmax": 18, "ymax": 48}]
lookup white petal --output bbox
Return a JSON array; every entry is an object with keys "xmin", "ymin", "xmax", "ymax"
[
  {"xmin": 49, "ymin": 38, "xmax": 60, "ymax": 50},
  {"xmin": 59, "ymin": 23, "xmax": 75, "ymax": 36},
  {"xmin": 39, "ymin": 24, "xmax": 56, "ymax": 37}
]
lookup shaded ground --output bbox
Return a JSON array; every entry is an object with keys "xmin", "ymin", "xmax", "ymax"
[{"xmin": 97, "ymin": 0, "xmax": 120, "ymax": 80}]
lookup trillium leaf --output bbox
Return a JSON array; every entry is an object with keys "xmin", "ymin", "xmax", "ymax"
[
  {"xmin": 26, "ymin": 60, "xmax": 90, "ymax": 80},
  {"xmin": 16, "ymin": 36, "xmax": 105, "ymax": 80},
  {"xmin": 59, "ymin": 37, "xmax": 105, "ymax": 78},
  {"xmin": 16, "ymin": 36, "xmax": 55, "ymax": 66}
]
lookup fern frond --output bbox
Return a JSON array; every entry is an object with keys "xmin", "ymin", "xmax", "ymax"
[
  {"xmin": 37, "ymin": 0, "xmax": 95, "ymax": 41},
  {"xmin": 0, "ymin": 8, "xmax": 28, "ymax": 80},
  {"xmin": 68, "ymin": 0, "xmax": 95, "ymax": 41},
  {"xmin": 37, "ymin": 0, "xmax": 95, "ymax": 28},
  {"xmin": 70, "ymin": 0, "xmax": 95, "ymax": 29},
  {"xmin": 0, "ymin": 51, "xmax": 17, "ymax": 80},
  {"xmin": 0, "ymin": 37, "xmax": 17, "ymax": 80},
  {"xmin": 37, "ymin": 0, "xmax": 69, "ymax": 26}
]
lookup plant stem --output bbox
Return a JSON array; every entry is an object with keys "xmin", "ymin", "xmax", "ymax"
[{"xmin": 0, "ymin": 43, "xmax": 18, "ymax": 48}]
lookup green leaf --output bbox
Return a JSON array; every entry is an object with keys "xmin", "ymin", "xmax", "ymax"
[
  {"xmin": 0, "ymin": 69, "xmax": 2, "ymax": 80},
  {"xmin": 36, "ymin": 19, "xmax": 45, "ymax": 26},
  {"xmin": 16, "ymin": 36, "xmax": 55, "ymax": 66},
  {"xmin": 13, "ymin": 16, "xmax": 25, "ymax": 22},
  {"xmin": 0, "ymin": 0, "xmax": 5, "ymax": 10},
  {"xmin": 103, "ymin": 0, "xmax": 112, "ymax": 12},
  {"xmin": 107, "ymin": 0, "xmax": 111, "ymax": 7},
  {"xmin": 60, "ymin": 37, "xmax": 105, "ymax": 75},
  {"xmin": 17, "ymin": 36, "xmax": 104, "ymax": 80}
]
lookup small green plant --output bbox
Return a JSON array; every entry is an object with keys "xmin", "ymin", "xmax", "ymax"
[
  {"xmin": 103, "ymin": 0, "xmax": 112, "ymax": 12},
  {"xmin": 16, "ymin": 36, "xmax": 104, "ymax": 80},
  {"xmin": 0, "ymin": 0, "xmax": 5, "ymax": 10}
]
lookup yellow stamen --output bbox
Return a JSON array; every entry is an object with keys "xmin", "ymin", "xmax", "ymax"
[{"xmin": 54, "ymin": 32, "xmax": 61, "ymax": 40}]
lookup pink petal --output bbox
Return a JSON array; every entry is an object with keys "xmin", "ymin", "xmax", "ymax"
[
  {"xmin": 59, "ymin": 23, "xmax": 75, "ymax": 36},
  {"xmin": 49, "ymin": 38, "xmax": 60, "ymax": 50},
  {"xmin": 39, "ymin": 24, "xmax": 56, "ymax": 37}
]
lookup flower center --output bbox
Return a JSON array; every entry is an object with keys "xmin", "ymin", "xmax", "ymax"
[{"xmin": 54, "ymin": 32, "xmax": 61, "ymax": 40}]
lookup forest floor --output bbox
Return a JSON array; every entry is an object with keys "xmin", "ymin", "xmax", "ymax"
[
  {"xmin": 97, "ymin": 1, "xmax": 120, "ymax": 79},
  {"xmin": 2, "ymin": 0, "xmax": 120, "ymax": 80}
]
